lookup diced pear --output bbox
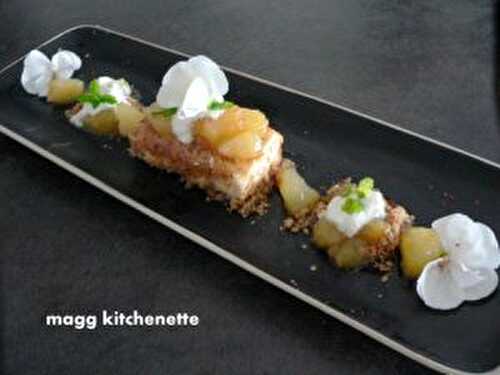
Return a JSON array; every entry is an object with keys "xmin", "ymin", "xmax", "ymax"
[
  {"xmin": 358, "ymin": 219, "xmax": 391, "ymax": 245},
  {"xmin": 47, "ymin": 78, "xmax": 84, "ymax": 105},
  {"xmin": 217, "ymin": 131, "xmax": 263, "ymax": 159},
  {"xmin": 277, "ymin": 160, "xmax": 320, "ymax": 216},
  {"xmin": 145, "ymin": 104, "xmax": 171, "ymax": 139},
  {"xmin": 238, "ymin": 108, "xmax": 269, "ymax": 137},
  {"xmin": 85, "ymin": 109, "xmax": 119, "ymax": 135},
  {"xmin": 196, "ymin": 106, "xmax": 269, "ymax": 146},
  {"xmin": 330, "ymin": 238, "xmax": 369, "ymax": 269},
  {"xmin": 312, "ymin": 217, "xmax": 346, "ymax": 249},
  {"xmin": 400, "ymin": 227, "xmax": 444, "ymax": 279},
  {"xmin": 116, "ymin": 103, "xmax": 144, "ymax": 137}
]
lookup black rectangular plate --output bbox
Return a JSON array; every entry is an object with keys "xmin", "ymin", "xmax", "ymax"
[{"xmin": 1, "ymin": 26, "xmax": 499, "ymax": 374}]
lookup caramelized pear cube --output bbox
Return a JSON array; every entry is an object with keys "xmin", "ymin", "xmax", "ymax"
[
  {"xmin": 217, "ymin": 131, "xmax": 263, "ymax": 159},
  {"xmin": 312, "ymin": 217, "xmax": 346, "ymax": 249},
  {"xmin": 116, "ymin": 103, "xmax": 144, "ymax": 137},
  {"xmin": 47, "ymin": 78, "xmax": 84, "ymax": 105},
  {"xmin": 400, "ymin": 227, "xmax": 444, "ymax": 279},
  {"xmin": 277, "ymin": 160, "xmax": 320, "ymax": 216},
  {"xmin": 85, "ymin": 109, "xmax": 119, "ymax": 135},
  {"xmin": 145, "ymin": 105, "xmax": 172, "ymax": 139},
  {"xmin": 358, "ymin": 219, "xmax": 391, "ymax": 245},
  {"xmin": 330, "ymin": 238, "xmax": 369, "ymax": 269},
  {"xmin": 196, "ymin": 106, "xmax": 269, "ymax": 147}
]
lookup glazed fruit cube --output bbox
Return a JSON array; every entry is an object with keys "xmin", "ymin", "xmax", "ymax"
[
  {"xmin": 312, "ymin": 217, "xmax": 346, "ymax": 249},
  {"xmin": 358, "ymin": 219, "xmax": 391, "ymax": 245},
  {"xmin": 217, "ymin": 130, "xmax": 263, "ymax": 159},
  {"xmin": 116, "ymin": 103, "xmax": 144, "ymax": 137},
  {"xmin": 277, "ymin": 160, "xmax": 320, "ymax": 216},
  {"xmin": 47, "ymin": 78, "xmax": 84, "ymax": 105},
  {"xmin": 400, "ymin": 227, "xmax": 444, "ymax": 279},
  {"xmin": 238, "ymin": 108, "xmax": 268, "ymax": 137},
  {"xmin": 146, "ymin": 104, "xmax": 172, "ymax": 139},
  {"xmin": 330, "ymin": 238, "xmax": 369, "ymax": 269},
  {"xmin": 196, "ymin": 106, "xmax": 269, "ymax": 146},
  {"xmin": 85, "ymin": 109, "xmax": 119, "ymax": 135}
]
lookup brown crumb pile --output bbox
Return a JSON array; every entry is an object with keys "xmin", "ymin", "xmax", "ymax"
[
  {"xmin": 229, "ymin": 182, "xmax": 271, "ymax": 217},
  {"xmin": 282, "ymin": 202, "xmax": 323, "ymax": 234},
  {"xmin": 370, "ymin": 203, "xmax": 413, "ymax": 272}
]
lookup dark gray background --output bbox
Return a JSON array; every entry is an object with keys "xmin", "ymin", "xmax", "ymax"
[{"xmin": 1, "ymin": 1, "xmax": 497, "ymax": 374}]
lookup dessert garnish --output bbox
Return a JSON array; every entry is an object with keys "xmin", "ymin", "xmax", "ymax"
[
  {"xmin": 21, "ymin": 49, "xmax": 83, "ymax": 103},
  {"xmin": 311, "ymin": 179, "xmax": 410, "ymax": 269},
  {"xmin": 155, "ymin": 55, "xmax": 230, "ymax": 143},
  {"xmin": 69, "ymin": 77, "xmax": 133, "ymax": 131},
  {"xmin": 128, "ymin": 56, "xmax": 283, "ymax": 216},
  {"xmin": 323, "ymin": 178, "xmax": 386, "ymax": 238},
  {"xmin": 77, "ymin": 79, "xmax": 118, "ymax": 108},
  {"xmin": 415, "ymin": 213, "xmax": 500, "ymax": 310}
]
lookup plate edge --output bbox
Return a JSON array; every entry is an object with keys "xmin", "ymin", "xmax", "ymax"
[{"xmin": 1, "ymin": 24, "xmax": 499, "ymax": 375}]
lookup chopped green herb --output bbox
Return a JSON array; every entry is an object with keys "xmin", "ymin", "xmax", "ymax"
[
  {"xmin": 77, "ymin": 80, "xmax": 117, "ymax": 108},
  {"xmin": 341, "ymin": 177, "xmax": 376, "ymax": 215},
  {"xmin": 342, "ymin": 197, "xmax": 364, "ymax": 214},
  {"xmin": 357, "ymin": 177, "xmax": 374, "ymax": 198},
  {"xmin": 153, "ymin": 107, "xmax": 178, "ymax": 118},
  {"xmin": 208, "ymin": 100, "xmax": 234, "ymax": 111},
  {"xmin": 342, "ymin": 184, "xmax": 355, "ymax": 198}
]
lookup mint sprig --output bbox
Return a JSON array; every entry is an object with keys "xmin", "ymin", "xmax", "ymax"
[
  {"xmin": 208, "ymin": 100, "xmax": 234, "ymax": 111},
  {"xmin": 153, "ymin": 107, "xmax": 178, "ymax": 119},
  {"xmin": 341, "ymin": 177, "xmax": 375, "ymax": 214},
  {"xmin": 77, "ymin": 80, "xmax": 117, "ymax": 108},
  {"xmin": 152, "ymin": 100, "xmax": 233, "ymax": 119},
  {"xmin": 357, "ymin": 177, "xmax": 374, "ymax": 198}
]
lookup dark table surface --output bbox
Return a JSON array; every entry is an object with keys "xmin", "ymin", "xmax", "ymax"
[{"xmin": 1, "ymin": 1, "xmax": 497, "ymax": 374}]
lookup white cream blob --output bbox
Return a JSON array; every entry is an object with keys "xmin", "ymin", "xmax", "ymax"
[
  {"xmin": 416, "ymin": 213, "xmax": 500, "ymax": 310},
  {"xmin": 323, "ymin": 190, "xmax": 387, "ymax": 238},
  {"xmin": 21, "ymin": 49, "xmax": 81, "ymax": 97},
  {"xmin": 70, "ymin": 77, "xmax": 131, "ymax": 127},
  {"xmin": 156, "ymin": 55, "xmax": 229, "ymax": 144}
]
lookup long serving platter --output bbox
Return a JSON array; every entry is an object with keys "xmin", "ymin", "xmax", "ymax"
[{"xmin": 1, "ymin": 25, "xmax": 499, "ymax": 374}]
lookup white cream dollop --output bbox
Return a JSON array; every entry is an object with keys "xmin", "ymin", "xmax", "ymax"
[
  {"xmin": 417, "ymin": 213, "xmax": 500, "ymax": 310},
  {"xmin": 70, "ymin": 77, "xmax": 131, "ymax": 127},
  {"xmin": 21, "ymin": 49, "xmax": 81, "ymax": 97},
  {"xmin": 323, "ymin": 190, "xmax": 387, "ymax": 238},
  {"xmin": 156, "ymin": 55, "xmax": 229, "ymax": 144}
]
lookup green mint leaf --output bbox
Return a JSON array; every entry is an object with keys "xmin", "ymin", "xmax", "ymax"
[
  {"xmin": 153, "ymin": 107, "xmax": 178, "ymax": 118},
  {"xmin": 357, "ymin": 177, "xmax": 374, "ymax": 198},
  {"xmin": 89, "ymin": 80, "xmax": 98, "ymax": 93},
  {"xmin": 100, "ymin": 94, "xmax": 117, "ymax": 106},
  {"xmin": 341, "ymin": 184, "xmax": 355, "ymax": 198},
  {"xmin": 340, "ymin": 177, "xmax": 375, "ymax": 215},
  {"xmin": 76, "ymin": 93, "xmax": 98, "ymax": 108},
  {"xmin": 76, "ymin": 94, "xmax": 94, "ymax": 102},
  {"xmin": 77, "ymin": 80, "xmax": 118, "ymax": 109},
  {"xmin": 342, "ymin": 197, "xmax": 364, "ymax": 214},
  {"xmin": 208, "ymin": 100, "xmax": 234, "ymax": 111}
]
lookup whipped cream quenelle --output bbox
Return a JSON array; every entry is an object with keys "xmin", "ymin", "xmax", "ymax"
[
  {"xmin": 417, "ymin": 213, "xmax": 500, "ymax": 310},
  {"xmin": 21, "ymin": 49, "xmax": 82, "ymax": 97},
  {"xmin": 70, "ymin": 77, "xmax": 131, "ymax": 127},
  {"xmin": 156, "ymin": 55, "xmax": 229, "ymax": 143},
  {"xmin": 323, "ymin": 190, "xmax": 387, "ymax": 238}
]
